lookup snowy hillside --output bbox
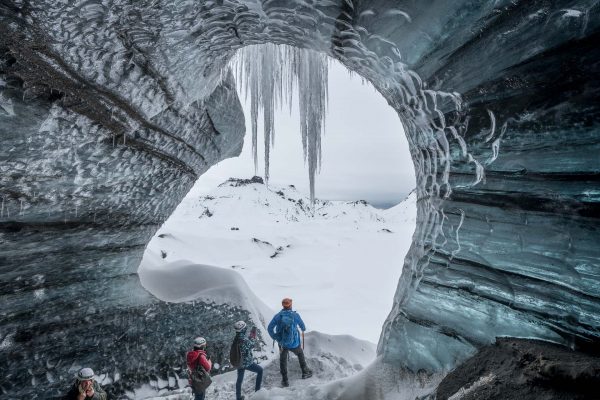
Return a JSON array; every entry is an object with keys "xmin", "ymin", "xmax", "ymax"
[{"xmin": 140, "ymin": 177, "xmax": 417, "ymax": 344}]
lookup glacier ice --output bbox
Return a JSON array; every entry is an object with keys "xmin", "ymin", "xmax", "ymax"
[
  {"xmin": 231, "ymin": 44, "xmax": 328, "ymax": 203},
  {"xmin": 1, "ymin": 0, "xmax": 600, "ymax": 398}
]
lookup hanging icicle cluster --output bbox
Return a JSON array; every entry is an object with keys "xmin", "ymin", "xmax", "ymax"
[{"xmin": 231, "ymin": 43, "xmax": 328, "ymax": 204}]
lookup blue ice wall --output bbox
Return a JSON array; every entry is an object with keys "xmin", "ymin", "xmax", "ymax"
[{"xmin": 378, "ymin": 0, "xmax": 600, "ymax": 371}]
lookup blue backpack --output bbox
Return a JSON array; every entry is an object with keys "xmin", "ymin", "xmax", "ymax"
[{"xmin": 277, "ymin": 311, "xmax": 296, "ymax": 348}]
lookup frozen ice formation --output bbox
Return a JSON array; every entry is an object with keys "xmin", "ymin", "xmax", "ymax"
[
  {"xmin": 1, "ymin": 0, "xmax": 599, "ymax": 398},
  {"xmin": 231, "ymin": 44, "xmax": 328, "ymax": 203}
]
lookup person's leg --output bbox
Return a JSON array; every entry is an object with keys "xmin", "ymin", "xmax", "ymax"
[
  {"xmin": 291, "ymin": 346, "xmax": 312, "ymax": 377},
  {"xmin": 279, "ymin": 347, "xmax": 289, "ymax": 385},
  {"xmin": 246, "ymin": 363, "xmax": 263, "ymax": 391},
  {"xmin": 194, "ymin": 391, "xmax": 205, "ymax": 400},
  {"xmin": 236, "ymin": 368, "xmax": 245, "ymax": 400}
]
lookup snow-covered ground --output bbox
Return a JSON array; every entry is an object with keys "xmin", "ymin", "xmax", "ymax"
[
  {"xmin": 136, "ymin": 177, "xmax": 418, "ymax": 399},
  {"xmin": 139, "ymin": 177, "xmax": 417, "ymax": 344},
  {"xmin": 137, "ymin": 330, "xmax": 381, "ymax": 400}
]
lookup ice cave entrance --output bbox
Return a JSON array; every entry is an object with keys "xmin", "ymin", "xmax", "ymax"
[{"xmin": 139, "ymin": 44, "xmax": 416, "ymax": 345}]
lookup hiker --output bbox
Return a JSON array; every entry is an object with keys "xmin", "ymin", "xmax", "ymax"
[
  {"xmin": 233, "ymin": 320, "xmax": 263, "ymax": 400},
  {"xmin": 63, "ymin": 367, "xmax": 107, "ymax": 400},
  {"xmin": 186, "ymin": 337, "xmax": 212, "ymax": 400},
  {"xmin": 268, "ymin": 298, "xmax": 312, "ymax": 387}
]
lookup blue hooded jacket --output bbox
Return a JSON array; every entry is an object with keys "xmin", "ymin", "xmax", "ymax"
[{"xmin": 267, "ymin": 309, "xmax": 306, "ymax": 349}]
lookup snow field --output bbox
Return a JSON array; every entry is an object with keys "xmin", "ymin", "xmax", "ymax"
[
  {"xmin": 140, "ymin": 179, "xmax": 417, "ymax": 344},
  {"xmin": 136, "ymin": 179, "xmax": 418, "ymax": 399}
]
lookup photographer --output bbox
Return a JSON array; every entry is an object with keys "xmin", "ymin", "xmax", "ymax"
[{"xmin": 64, "ymin": 368, "xmax": 107, "ymax": 400}]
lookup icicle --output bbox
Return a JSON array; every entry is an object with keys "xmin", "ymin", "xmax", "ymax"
[{"xmin": 230, "ymin": 44, "xmax": 329, "ymax": 204}]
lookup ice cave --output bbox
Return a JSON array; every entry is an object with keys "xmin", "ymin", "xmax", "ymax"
[{"xmin": 1, "ymin": 1, "xmax": 599, "ymax": 399}]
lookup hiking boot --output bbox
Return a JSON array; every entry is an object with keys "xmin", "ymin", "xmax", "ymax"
[
  {"xmin": 281, "ymin": 379, "xmax": 289, "ymax": 387},
  {"xmin": 302, "ymin": 370, "xmax": 313, "ymax": 379}
]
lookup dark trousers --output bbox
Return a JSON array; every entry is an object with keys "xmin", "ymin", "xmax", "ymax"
[
  {"xmin": 280, "ymin": 346, "xmax": 309, "ymax": 380},
  {"xmin": 193, "ymin": 391, "xmax": 205, "ymax": 400},
  {"xmin": 236, "ymin": 363, "xmax": 263, "ymax": 400}
]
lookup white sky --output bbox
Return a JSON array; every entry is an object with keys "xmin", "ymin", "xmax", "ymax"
[{"xmin": 192, "ymin": 59, "xmax": 416, "ymax": 208}]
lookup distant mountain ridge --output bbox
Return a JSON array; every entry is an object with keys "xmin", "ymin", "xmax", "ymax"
[{"xmin": 188, "ymin": 175, "xmax": 412, "ymax": 224}]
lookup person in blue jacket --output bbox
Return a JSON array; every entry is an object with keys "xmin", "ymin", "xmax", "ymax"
[{"xmin": 267, "ymin": 298, "xmax": 312, "ymax": 387}]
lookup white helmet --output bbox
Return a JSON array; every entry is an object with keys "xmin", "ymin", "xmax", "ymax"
[
  {"xmin": 77, "ymin": 368, "xmax": 94, "ymax": 381},
  {"xmin": 193, "ymin": 337, "xmax": 207, "ymax": 348},
  {"xmin": 233, "ymin": 320, "xmax": 247, "ymax": 332}
]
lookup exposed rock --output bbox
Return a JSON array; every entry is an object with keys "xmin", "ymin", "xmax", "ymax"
[
  {"xmin": 220, "ymin": 176, "xmax": 265, "ymax": 187},
  {"xmin": 251, "ymin": 238, "xmax": 273, "ymax": 247},
  {"xmin": 436, "ymin": 338, "xmax": 600, "ymax": 400},
  {"xmin": 200, "ymin": 208, "xmax": 214, "ymax": 218}
]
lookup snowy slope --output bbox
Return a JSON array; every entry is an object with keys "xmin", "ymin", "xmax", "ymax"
[
  {"xmin": 131, "ymin": 259, "xmax": 380, "ymax": 400},
  {"xmin": 139, "ymin": 177, "xmax": 416, "ymax": 344},
  {"xmin": 139, "ymin": 260, "xmax": 273, "ymax": 341},
  {"xmin": 137, "ymin": 331, "xmax": 379, "ymax": 400}
]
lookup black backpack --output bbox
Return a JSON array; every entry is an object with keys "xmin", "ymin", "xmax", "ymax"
[
  {"xmin": 190, "ymin": 356, "xmax": 212, "ymax": 392},
  {"xmin": 229, "ymin": 335, "xmax": 242, "ymax": 368}
]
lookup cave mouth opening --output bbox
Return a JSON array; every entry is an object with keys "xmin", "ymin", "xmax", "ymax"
[{"xmin": 139, "ymin": 44, "xmax": 418, "ymax": 345}]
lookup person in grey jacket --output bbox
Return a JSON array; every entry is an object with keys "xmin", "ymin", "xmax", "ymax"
[
  {"xmin": 233, "ymin": 320, "xmax": 263, "ymax": 400},
  {"xmin": 63, "ymin": 368, "xmax": 107, "ymax": 400}
]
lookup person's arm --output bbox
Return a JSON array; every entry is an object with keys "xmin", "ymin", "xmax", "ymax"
[
  {"xmin": 186, "ymin": 351, "xmax": 196, "ymax": 374},
  {"xmin": 296, "ymin": 312, "xmax": 306, "ymax": 332},
  {"xmin": 199, "ymin": 353, "xmax": 212, "ymax": 372},
  {"xmin": 249, "ymin": 326, "xmax": 258, "ymax": 342},
  {"xmin": 267, "ymin": 315, "xmax": 278, "ymax": 339},
  {"xmin": 186, "ymin": 351, "xmax": 197, "ymax": 384}
]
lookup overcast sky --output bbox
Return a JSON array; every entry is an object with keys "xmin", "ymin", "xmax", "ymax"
[{"xmin": 191, "ymin": 60, "xmax": 416, "ymax": 208}]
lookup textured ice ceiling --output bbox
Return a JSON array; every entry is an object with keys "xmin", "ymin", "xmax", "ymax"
[{"xmin": 1, "ymin": 0, "xmax": 599, "ymax": 398}]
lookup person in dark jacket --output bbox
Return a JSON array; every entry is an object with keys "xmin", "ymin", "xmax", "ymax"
[
  {"xmin": 186, "ymin": 336, "xmax": 212, "ymax": 400},
  {"xmin": 64, "ymin": 368, "xmax": 107, "ymax": 400},
  {"xmin": 233, "ymin": 320, "xmax": 263, "ymax": 400},
  {"xmin": 268, "ymin": 298, "xmax": 312, "ymax": 387}
]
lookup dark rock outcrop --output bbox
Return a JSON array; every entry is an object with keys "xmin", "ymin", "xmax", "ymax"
[{"xmin": 436, "ymin": 338, "xmax": 600, "ymax": 400}]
